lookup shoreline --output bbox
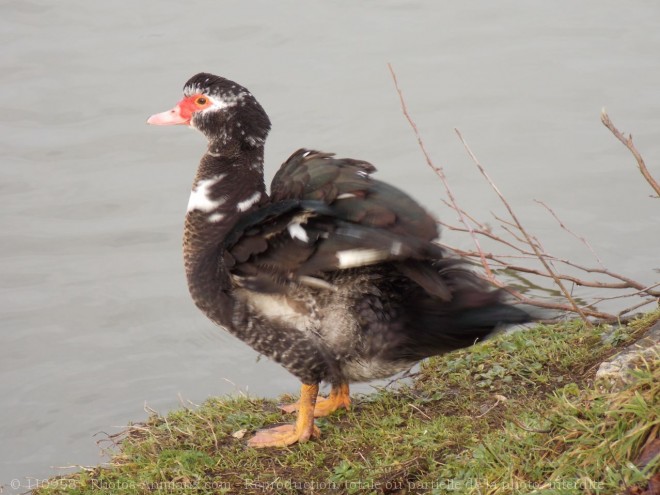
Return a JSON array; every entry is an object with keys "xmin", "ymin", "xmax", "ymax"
[{"xmin": 29, "ymin": 309, "xmax": 659, "ymax": 495}]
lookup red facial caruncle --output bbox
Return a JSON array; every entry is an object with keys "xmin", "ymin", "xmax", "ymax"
[{"xmin": 147, "ymin": 94, "xmax": 213, "ymax": 126}]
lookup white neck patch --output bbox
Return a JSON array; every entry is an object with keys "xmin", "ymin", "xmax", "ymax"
[
  {"xmin": 187, "ymin": 174, "xmax": 226, "ymax": 213},
  {"xmin": 236, "ymin": 191, "xmax": 262, "ymax": 212}
]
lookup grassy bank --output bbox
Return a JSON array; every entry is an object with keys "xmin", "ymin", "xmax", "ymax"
[{"xmin": 35, "ymin": 310, "xmax": 659, "ymax": 495}]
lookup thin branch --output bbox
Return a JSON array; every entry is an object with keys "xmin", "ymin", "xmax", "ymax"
[
  {"xmin": 601, "ymin": 109, "xmax": 660, "ymax": 197},
  {"xmin": 440, "ymin": 199, "xmax": 489, "ymax": 231},
  {"xmin": 440, "ymin": 222, "xmax": 530, "ymax": 255},
  {"xmin": 442, "ymin": 234, "xmax": 660, "ymax": 298},
  {"xmin": 479, "ymin": 259, "xmax": 642, "ymax": 290},
  {"xmin": 500, "ymin": 286, "xmax": 614, "ymax": 320},
  {"xmin": 500, "ymin": 224, "xmax": 531, "ymax": 247},
  {"xmin": 590, "ymin": 282, "xmax": 660, "ymax": 304},
  {"xmin": 617, "ymin": 298, "xmax": 658, "ymax": 317},
  {"xmin": 443, "ymin": 247, "xmax": 649, "ymax": 292},
  {"xmin": 534, "ymin": 199, "xmax": 605, "ymax": 268},
  {"xmin": 454, "ymin": 129, "xmax": 593, "ymax": 326},
  {"xmin": 388, "ymin": 68, "xmax": 657, "ymax": 323},
  {"xmin": 388, "ymin": 63, "xmax": 495, "ymax": 280},
  {"xmin": 552, "ymin": 260, "xmax": 660, "ymax": 296},
  {"xmin": 493, "ymin": 213, "xmax": 523, "ymax": 232}
]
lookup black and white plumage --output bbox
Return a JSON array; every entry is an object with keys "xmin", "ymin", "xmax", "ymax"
[{"xmin": 147, "ymin": 73, "xmax": 531, "ymax": 447}]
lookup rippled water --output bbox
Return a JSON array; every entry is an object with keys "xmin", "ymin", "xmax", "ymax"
[{"xmin": 1, "ymin": 0, "xmax": 659, "ymax": 489}]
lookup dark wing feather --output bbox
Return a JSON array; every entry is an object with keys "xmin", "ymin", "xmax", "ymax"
[
  {"xmin": 271, "ymin": 149, "xmax": 376, "ymax": 203},
  {"xmin": 271, "ymin": 149, "xmax": 438, "ymax": 240},
  {"xmin": 224, "ymin": 149, "xmax": 445, "ymax": 293}
]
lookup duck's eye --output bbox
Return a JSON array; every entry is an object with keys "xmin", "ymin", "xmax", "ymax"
[{"xmin": 195, "ymin": 96, "xmax": 208, "ymax": 106}]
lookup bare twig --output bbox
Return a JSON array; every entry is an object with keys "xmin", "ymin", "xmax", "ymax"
[
  {"xmin": 441, "ymin": 239, "xmax": 660, "ymax": 297},
  {"xmin": 439, "ymin": 199, "xmax": 489, "ymax": 231},
  {"xmin": 617, "ymin": 298, "xmax": 658, "ymax": 317},
  {"xmin": 388, "ymin": 67, "xmax": 658, "ymax": 323},
  {"xmin": 534, "ymin": 199, "xmax": 605, "ymax": 268},
  {"xmin": 439, "ymin": 222, "xmax": 528, "ymax": 255},
  {"xmin": 454, "ymin": 129, "xmax": 593, "ymax": 326},
  {"xmin": 601, "ymin": 109, "xmax": 660, "ymax": 197},
  {"xmin": 590, "ymin": 283, "xmax": 660, "ymax": 304},
  {"xmin": 501, "ymin": 288, "xmax": 613, "ymax": 321},
  {"xmin": 388, "ymin": 63, "xmax": 495, "ymax": 280},
  {"xmin": 500, "ymin": 223, "xmax": 530, "ymax": 246}
]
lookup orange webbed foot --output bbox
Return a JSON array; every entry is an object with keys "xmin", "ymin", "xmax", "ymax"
[
  {"xmin": 248, "ymin": 383, "xmax": 320, "ymax": 449},
  {"xmin": 247, "ymin": 422, "xmax": 321, "ymax": 448}
]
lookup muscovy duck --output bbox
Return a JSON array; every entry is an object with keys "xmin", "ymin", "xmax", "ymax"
[{"xmin": 147, "ymin": 73, "xmax": 531, "ymax": 448}]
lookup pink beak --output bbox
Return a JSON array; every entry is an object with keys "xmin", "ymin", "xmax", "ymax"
[{"xmin": 147, "ymin": 104, "xmax": 190, "ymax": 125}]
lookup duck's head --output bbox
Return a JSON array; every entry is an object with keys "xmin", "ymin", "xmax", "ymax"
[{"xmin": 147, "ymin": 73, "xmax": 271, "ymax": 150}]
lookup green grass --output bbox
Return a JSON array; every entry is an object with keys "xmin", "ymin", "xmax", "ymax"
[{"xmin": 34, "ymin": 310, "xmax": 659, "ymax": 495}]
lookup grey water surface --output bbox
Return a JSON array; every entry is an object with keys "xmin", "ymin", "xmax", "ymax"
[{"xmin": 1, "ymin": 0, "xmax": 659, "ymax": 489}]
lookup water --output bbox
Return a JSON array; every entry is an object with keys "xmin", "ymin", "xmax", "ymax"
[{"xmin": 1, "ymin": 0, "xmax": 659, "ymax": 489}]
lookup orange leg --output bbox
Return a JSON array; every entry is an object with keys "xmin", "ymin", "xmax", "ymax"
[
  {"xmin": 248, "ymin": 383, "xmax": 321, "ymax": 448},
  {"xmin": 280, "ymin": 382, "xmax": 351, "ymax": 417}
]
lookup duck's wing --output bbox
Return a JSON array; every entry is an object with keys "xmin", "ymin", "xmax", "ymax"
[
  {"xmin": 270, "ymin": 149, "xmax": 438, "ymax": 241},
  {"xmin": 223, "ymin": 149, "xmax": 447, "ymax": 294}
]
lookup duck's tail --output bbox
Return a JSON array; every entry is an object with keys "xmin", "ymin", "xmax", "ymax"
[{"xmin": 389, "ymin": 260, "xmax": 538, "ymax": 361}]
